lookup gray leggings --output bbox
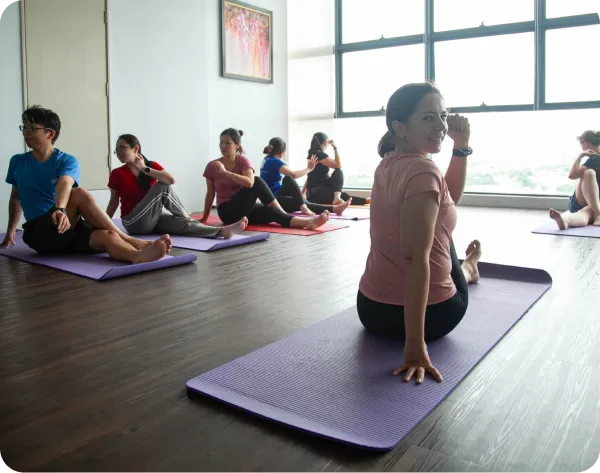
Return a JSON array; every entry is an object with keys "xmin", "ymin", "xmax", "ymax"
[{"xmin": 122, "ymin": 182, "xmax": 221, "ymax": 237}]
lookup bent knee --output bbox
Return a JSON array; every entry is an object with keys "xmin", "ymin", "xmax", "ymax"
[
  {"xmin": 583, "ymin": 168, "xmax": 597, "ymax": 178},
  {"xmin": 71, "ymin": 187, "xmax": 94, "ymax": 202}
]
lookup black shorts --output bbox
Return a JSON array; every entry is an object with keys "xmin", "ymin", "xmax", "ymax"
[
  {"xmin": 22, "ymin": 209, "xmax": 97, "ymax": 255},
  {"xmin": 568, "ymin": 193, "xmax": 582, "ymax": 213}
]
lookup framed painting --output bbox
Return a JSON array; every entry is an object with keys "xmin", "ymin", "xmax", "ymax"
[{"xmin": 221, "ymin": 0, "xmax": 273, "ymax": 84}]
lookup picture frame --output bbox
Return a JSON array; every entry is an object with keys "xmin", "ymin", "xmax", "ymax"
[{"xmin": 221, "ymin": 0, "xmax": 273, "ymax": 84}]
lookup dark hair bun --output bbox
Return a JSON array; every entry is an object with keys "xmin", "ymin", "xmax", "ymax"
[
  {"xmin": 263, "ymin": 144, "xmax": 273, "ymax": 154},
  {"xmin": 238, "ymin": 130, "xmax": 244, "ymax": 137}
]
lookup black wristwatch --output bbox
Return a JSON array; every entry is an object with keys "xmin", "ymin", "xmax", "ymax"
[
  {"xmin": 144, "ymin": 167, "xmax": 151, "ymax": 174},
  {"xmin": 54, "ymin": 207, "xmax": 67, "ymax": 215},
  {"xmin": 452, "ymin": 147, "xmax": 473, "ymax": 157}
]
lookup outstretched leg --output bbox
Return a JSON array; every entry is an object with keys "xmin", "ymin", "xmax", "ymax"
[
  {"xmin": 66, "ymin": 188, "xmax": 151, "ymax": 250},
  {"xmin": 549, "ymin": 207, "xmax": 594, "ymax": 229},
  {"xmin": 154, "ymin": 214, "xmax": 248, "ymax": 239},
  {"xmin": 89, "ymin": 229, "xmax": 171, "ymax": 264}
]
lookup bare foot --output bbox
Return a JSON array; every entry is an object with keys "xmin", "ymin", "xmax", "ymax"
[
  {"xmin": 126, "ymin": 235, "xmax": 153, "ymax": 250},
  {"xmin": 332, "ymin": 198, "xmax": 345, "ymax": 206},
  {"xmin": 218, "ymin": 217, "xmax": 248, "ymax": 239},
  {"xmin": 133, "ymin": 238, "xmax": 168, "ymax": 264},
  {"xmin": 305, "ymin": 211, "xmax": 329, "ymax": 230},
  {"xmin": 333, "ymin": 198, "xmax": 352, "ymax": 215},
  {"xmin": 593, "ymin": 211, "xmax": 600, "ymax": 227},
  {"xmin": 549, "ymin": 208, "xmax": 568, "ymax": 230},
  {"xmin": 300, "ymin": 204, "xmax": 316, "ymax": 216},
  {"xmin": 462, "ymin": 240, "xmax": 482, "ymax": 284},
  {"xmin": 159, "ymin": 234, "xmax": 172, "ymax": 253}
]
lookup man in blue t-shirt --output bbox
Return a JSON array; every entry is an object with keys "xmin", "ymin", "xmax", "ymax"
[{"xmin": 1, "ymin": 106, "xmax": 171, "ymax": 263}]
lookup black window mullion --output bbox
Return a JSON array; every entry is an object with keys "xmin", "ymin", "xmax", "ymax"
[
  {"xmin": 534, "ymin": 0, "xmax": 546, "ymax": 110},
  {"xmin": 425, "ymin": 0, "xmax": 434, "ymax": 82}
]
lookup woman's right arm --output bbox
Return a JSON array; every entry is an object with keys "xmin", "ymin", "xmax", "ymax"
[
  {"xmin": 105, "ymin": 190, "xmax": 120, "ymax": 218},
  {"xmin": 568, "ymin": 150, "xmax": 596, "ymax": 180},
  {"xmin": 201, "ymin": 179, "xmax": 216, "ymax": 223},
  {"xmin": 279, "ymin": 156, "xmax": 317, "ymax": 179},
  {"xmin": 394, "ymin": 190, "xmax": 443, "ymax": 384}
]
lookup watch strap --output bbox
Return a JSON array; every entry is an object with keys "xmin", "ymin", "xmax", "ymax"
[{"xmin": 452, "ymin": 147, "xmax": 473, "ymax": 157}]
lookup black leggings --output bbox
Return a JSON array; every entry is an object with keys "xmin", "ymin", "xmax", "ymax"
[
  {"xmin": 277, "ymin": 176, "xmax": 331, "ymax": 214},
  {"xmin": 307, "ymin": 168, "xmax": 368, "ymax": 205},
  {"xmin": 217, "ymin": 177, "xmax": 293, "ymax": 227},
  {"xmin": 357, "ymin": 240, "xmax": 469, "ymax": 342}
]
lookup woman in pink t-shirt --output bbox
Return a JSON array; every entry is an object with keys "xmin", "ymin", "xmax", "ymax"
[
  {"xmin": 358, "ymin": 83, "xmax": 482, "ymax": 385},
  {"xmin": 199, "ymin": 129, "xmax": 329, "ymax": 230}
]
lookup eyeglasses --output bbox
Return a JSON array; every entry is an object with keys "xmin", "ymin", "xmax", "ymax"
[
  {"xmin": 113, "ymin": 145, "xmax": 133, "ymax": 155},
  {"xmin": 19, "ymin": 125, "xmax": 51, "ymax": 133}
]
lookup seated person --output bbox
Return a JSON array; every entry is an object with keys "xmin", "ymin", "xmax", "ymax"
[
  {"xmin": 199, "ymin": 128, "xmax": 329, "ymax": 230},
  {"xmin": 260, "ymin": 137, "xmax": 351, "ymax": 216},
  {"xmin": 358, "ymin": 83, "xmax": 482, "ymax": 385},
  {"xmin": 1, "ymin": 106, "xmax": 171, "ymax": 264},
  {"xmin": 303, "ymin": 132, "xmax": 368, "ymax": 206},
  {"xmin": 549, "ymin": 130, "xmax": 600, "ymax": 229},
  {"xmin": 106, "ymin": 134, "xmax": 247, "ymax": 239}
]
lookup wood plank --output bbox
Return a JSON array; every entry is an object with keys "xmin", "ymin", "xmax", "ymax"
[{"xmin": 1, "ymin": 207, "xmax": 599, "ymax": 471}]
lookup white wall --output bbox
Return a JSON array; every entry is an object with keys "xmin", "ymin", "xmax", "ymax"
[
  {"xmin": 109, "ymin": 0, "xmax": 288, "ymax": 213},
  {"xmin": 0, "ymin": 1, "xmax": 25, "ymax": 230},
  {"xmin": 0, "ymin": 0, "xmax": 287, "ymax": 230}
]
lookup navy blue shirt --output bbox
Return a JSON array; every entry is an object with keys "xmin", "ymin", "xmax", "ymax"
[
  {"xmin": 260, "ymin": 155, "xmax": 286, "ymax": 195},
  {"xmin": 5, "ymin": 149, "xmax": 80, "ymax": 221}
]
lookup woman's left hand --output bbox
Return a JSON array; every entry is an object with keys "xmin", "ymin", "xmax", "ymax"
[
  {"xmin": 133, "ymin": 154, "xmax": 146, "ymax": 171},
  {"xmin": 447, "ymin": 114, "xmax": 470, "ymax": 149}
]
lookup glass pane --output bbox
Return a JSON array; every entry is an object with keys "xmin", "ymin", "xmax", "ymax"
[
  {"xmin": 435, "ymin": 109, "xmax": 599, "ymax": 195},
  {"xmin": 342, "ymin": 0, "xmax": 424, "ymax": 44},
  {"xmin": 342, "ymin": 45, "xmax": 425, "ymax": 113},
  {"xmin": 288, "ymin": 0, "xmax": 334, "ymax": 52},
  {"xmin": 331, "ymin": 117, "xmax": 386, "ymax": 188},
  {"xmin": 289, "ymin": 56, "xmax": 335, "ymax": 117},
  {"xmin": 546, "ymin": 0, "xmax": 600, "ymax": 18},
  {"xmin": 435, "ymin": 33, "xmax": 534, "ymax": 107},
  {"xmin": 434, "ymin": 0, "xmax": 534, "ymax": 31},
  {"xmin": 332, "ymin": 109, "xmax": 599, "ymax": 195},
  {"xmin": 546, "ymin": 25, "xmax": 600, "ymax": 103}
]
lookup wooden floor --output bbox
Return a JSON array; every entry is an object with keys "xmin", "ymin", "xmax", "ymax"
[{"xmin": 1, "ymin": 207, "xmax": 599, "ymax": 472}]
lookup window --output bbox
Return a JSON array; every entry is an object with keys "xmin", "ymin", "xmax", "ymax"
[
  {"xmin": 545, "ymin": 0, "xmax": 600, "ymax": 19},
  {"xmin": 341, "ymin": 0, "xmax": 424, "ymax": 44},
  {"xmin": 435, "ymin": 33, "xmax": 534, "ymax": 107},
  {"xmin": 330, "ymin": 0, "xmax": 600, "ymax": 195},
  {"xmin": 342, "ymin": 45, "xmax": 425, "ymax": 112},
  {"xmin": 545, "ymin": 24, "xmax": 600, "ymax": 103},
  {"xmin": 434, "ymin": 0, "xmax": 533, "ymax": 31}
]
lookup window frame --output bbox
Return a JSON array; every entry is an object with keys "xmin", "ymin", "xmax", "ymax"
[{"xmin": 334, "ymin": 0, "xmax": 600, "ymax": 118}]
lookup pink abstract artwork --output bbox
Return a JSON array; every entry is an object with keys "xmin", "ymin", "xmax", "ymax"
[{"xmin": 222, "ymin": 0, "xmax": 273, "ymax": 83}]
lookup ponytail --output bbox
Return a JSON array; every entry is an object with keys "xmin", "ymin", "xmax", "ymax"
[
  {"xmin": 308, "ymin": 132, "xmax": 328, "ymax": 158},
  {"xmin": 377, "ymin": 131, "xmax": 396, "ymax": 158}
]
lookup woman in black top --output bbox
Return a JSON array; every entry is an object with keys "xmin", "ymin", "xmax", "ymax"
[
  {"xmin": 549, "ymin": 129, "xmax": 600, "ymax": 229},
  {"xmin": 302, "ymin": 132, "xmax": 368, "ymax": 206}
]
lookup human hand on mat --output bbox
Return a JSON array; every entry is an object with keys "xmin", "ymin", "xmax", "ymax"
[
  {"xmin": 1, "ymin": 230, "xmax": 16, "ymax": 248},
  {"xmin": 52, "ymin": 210, "xmax": 71, "ymax": 234},
  {"xmin": 447, "ymin": 114, "xmax": 470, "ymax": 149},
  {"xmin": 393, "ymin": 340, "xmax": 443, "ymax": 384}
]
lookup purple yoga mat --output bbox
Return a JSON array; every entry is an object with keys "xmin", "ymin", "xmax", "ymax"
[
  {"xmin": 113, "ymin": 219, "xmax": 270, "ymax": 251},
  {"xmin": 0, "ymin": 232, "xmax": 197, "ymax": 280},
  {"xmin": 187, "ymin": 262, "xmax": 552, "ymax": 451},
  {"xmin": 291, "ymin": 207, "xmax": 369, "ymax": 221},
  {"xmin": 532, "ymin": 221, "xmax": 600, "ymax": 238}
]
